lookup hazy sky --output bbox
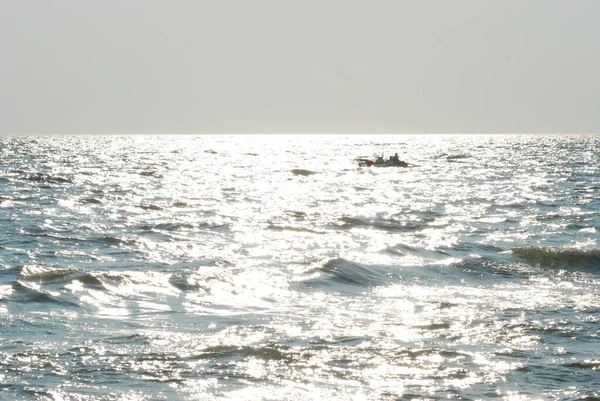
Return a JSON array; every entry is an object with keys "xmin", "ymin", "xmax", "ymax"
[{"xmin": 1, "ymin": 0, "xmax": 599, "ymax": 134}]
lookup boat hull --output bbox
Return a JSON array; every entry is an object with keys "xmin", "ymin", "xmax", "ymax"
[{"xmin": 357, "ymin": 158, "xmax": 408, "ymax": 167}]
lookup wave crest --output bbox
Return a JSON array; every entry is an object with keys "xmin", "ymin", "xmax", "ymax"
[
  {"xmin": 297, "ymin": 258, "xmax": 392, "ymax": 290},
  {"xmin": 291, "ymin": 169, "xmax": 317, "ymax": 176},
  {"xmin": 510, "ymin": 246, "xmax": 600, "ymax": 271}
]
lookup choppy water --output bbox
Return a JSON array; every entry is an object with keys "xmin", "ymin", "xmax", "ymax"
[{"xmin": 1, "ymin": 134, "xmax": 599, "ymax": 400}]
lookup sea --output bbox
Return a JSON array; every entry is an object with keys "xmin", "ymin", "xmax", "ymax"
[{"xmin": 0, "ymin": 134, "xmax": 599, "ymax": 400}]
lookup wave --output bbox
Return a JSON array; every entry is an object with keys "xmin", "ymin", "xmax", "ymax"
[
  {"xmin": 138, "ymin": 221, "xmax": 230, "ymax": 232},
  {"xmin": 20, "ymin": 265, "xmax": 81, "ymax": 283},
  {"xmin": 11, "ymin": 281, "xmax": 80, "ymax": 307},
  {"xmin": 138, "ymin": 204, "xmax": 163, "ymax": 211},
  {"xmin": 74, "ymin": 272, "xmax": 105, "ymax": 288},
  {"xmin": 91, "ymin": 271, "xmax": 179, "ymax": 296},
  {"xmin": 98, "ymin": 235, "xmax": 130, "ymax": 245},
  {"xmin": 296, "ymin": 258, "xmax": 393, "ymax": 290},
  {"xmin": 19, "ymin": 268, "xmax": 95, "ymax": 290},
  {"xmin": 383, "ymin": 242, "xmax": 462, "ymax": 259},
  {"xmin": 510, "ymin": 246, "xmax": 600, "ymax": 271},
  {"xmin": 337, "ymin": 216, "xmax": 427, "ymax": 233},
  {"xmin": 139, "ymin": 170, "xmax": 162, "ymax": 178},
  {"xmin": 291, "ymin": 169, "xmax": 317, "ymax": 176},
  {"xmin": 436, "ymin": 153, "xmax": 470, "ymax": 162},
  {"xmin": 78, "ymin": 197, "xmax": 103, "ymax": 204},
  {"xmin": 19, "ymin": 172, "xmax": 74, "ymax": 184},
  {"xmin": 24, "ymin": 232, "xmax": 86, "ymax": 244},
  {"xmin": 12, "ymin": 260, "xmax": 233, "ymax": 302},
  {"xmin": 190, "ymin": 345, "xmax": 292, "ymax": 362},
  {"xmin": 563, "ymin": 360, "xmax": 600, "ymax": 370},
  {"xmin": 168, "ymin": 259, "xmax": 235, "ymax": 293},
  {"xmin": 266, "ymin": 224, "xmax": 325, "ymax": 235},
  {"xmin": 12, "ymin": 266, "xmax": 179, "ymax": 303}
]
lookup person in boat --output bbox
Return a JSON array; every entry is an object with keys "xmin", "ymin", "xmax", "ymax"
[
  {"xmin": 391, "ymin": 153, "xmax": 408, "ymax": 167},
  {"xmin": 388, "ymin": 153, "xmax": 399, "ymax": 165}
]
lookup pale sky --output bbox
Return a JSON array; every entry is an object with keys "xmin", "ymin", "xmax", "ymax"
[{"xmin": 1, "ymin": 0, "xmax": 599, "ymax": 134}]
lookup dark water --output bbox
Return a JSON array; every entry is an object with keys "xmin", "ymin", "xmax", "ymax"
[{"xmin": 0, "ymin": 134, "xmax": 599, "ymax": 400}]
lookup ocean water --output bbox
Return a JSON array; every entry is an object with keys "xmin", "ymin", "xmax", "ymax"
[{"xmin": 0, "ymin": 134, "xmax": 599, "ymax": 400}]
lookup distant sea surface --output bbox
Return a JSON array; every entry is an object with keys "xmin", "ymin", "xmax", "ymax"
[{"xmin": 1, "ymin": 134, "xmax": 599, "ymax": 400}]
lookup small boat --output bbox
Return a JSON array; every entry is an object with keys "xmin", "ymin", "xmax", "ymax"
[{"xmin": 357, "ymin": 153, "xmax": 408, "ymax": 167}]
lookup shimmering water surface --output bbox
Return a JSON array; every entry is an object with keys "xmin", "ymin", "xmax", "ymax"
[{"xmin": 1, "ymin": 134, "xmax": 599, "ymax": 400}]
